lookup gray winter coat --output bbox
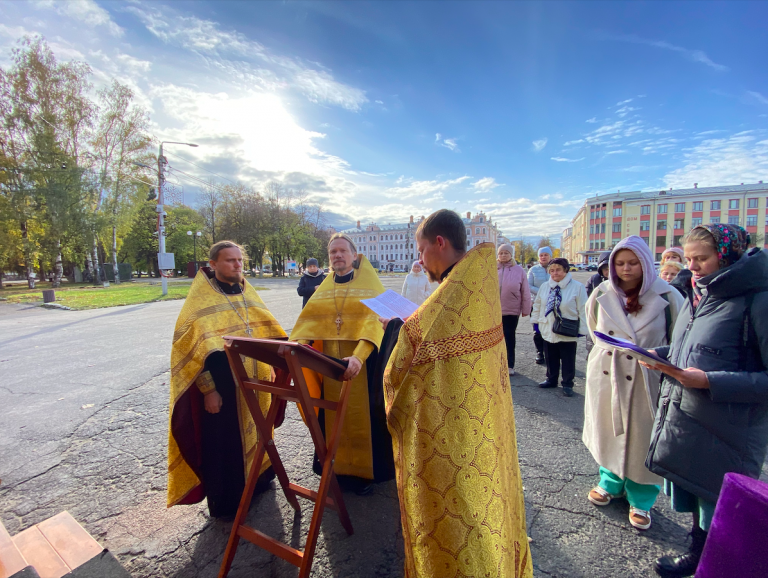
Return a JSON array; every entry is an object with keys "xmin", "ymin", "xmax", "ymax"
[
  {"xmin": 527, "ymin": 263, "xmax": 549, "ymax": 298},
  {"xmin": 646, "ymin": 248, "xmax": 768, "ymax": 502}
]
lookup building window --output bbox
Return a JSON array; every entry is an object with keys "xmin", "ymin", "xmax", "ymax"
[
  {"xmin": 482, "ymin": 227, "xmax": 486, "ymax": 234},
  {"xmin": 641, "ymin": 237, "xmax": 649, "ymax": 246},
  {"xmin": 475, "ymin": 228, "xmax": 480, "ymax": 234},
  {"xmin": 657, "ymin": 236, "xmax": 666, "ymax": 247},
  {"xmin": 590, "ymin": 225, "xmax": 595, "ymax": 234},
  {"xmin": 590, "ymin": 210, "xmax": 595, "ymax": 220},
  {"xmin": 589, "ymin": 241, "xmax": 594, "ymax": 250},
  {"xmin": 729, "ymin": 199, "xmax": 740, "ymax": 209},
  {"xmin": 711, "ymin": 200, "xmax": 721, "ymax": 210},
  {"xmin": 641, "ymin": 205, "xmax": 650, "ymax": 215},
  {"xmin": 747, "ymin": 215, "xmax": 758, "ymax": 227},
  {"xmin": 657, "ymin": 220, "xmax": 667, "ymax": 230},
  {"xmin": 711, "ymin": 216, "xmax": 720, "ymax": 224},
  {"xmin": 658, "ymin": 204, "xmax": 668, "ymax": 214},
  {"xmin": 466, "ymin": 240, "xmax": 471, "ymax": 248},
  {"xmin": 748, "ymin": 198, "xmax": 758, "ymax": 208},
  {"xmin": 466, "ymin": 229, "xmax": 470, "ymax": 235},
  {"xmin": 655, "ymin": 252, "xmax": 663, "ymax": 261},
  {"xmin": 675, "ymin": 203, "xmax": 686, "ymax": 212},
  {"xmin": 693, "ymin": 202, "xmax": 703, "ymax": 211},
  {"xmin": 480, "ymin": 217, "xmax": 484, "ymax": 223},
  {"xmin": 613, "ymin": 207, "xmax": 622, "ymax": 217},
  {"xmin": 728, "ymin": 215, "xmax": 740, "ymax": 225},
  {"xmin": 674, "ymin": 219, "xmax": 684, "ymax": 229},
  {"xmin": 601, "ymin": 240, "xmax": 605, "ymax": 249},
  {"xmin": 640, "ymin": 221, "xmax": 650, "ymax": 231},
  {"xmin": 601, "ymin": 224, "xmax": 606, "ymax": 234},
  {"xmin": 600, "ymin": 209, "xmax": 606, "ymax": 218},
  {"xmin": 674, "ymin": 235, "xmax": 683, "ymax": 246},
  {"xmin": 691, "ymin": 217, "xmax": 702, "ymax": 227},
  {"xmin": 613, "ymin": 223, "xmax": 622, "ymax": 233},
  {"xmin": 475, "ymin": 240, "xmax": 480, "ymax": 246}
]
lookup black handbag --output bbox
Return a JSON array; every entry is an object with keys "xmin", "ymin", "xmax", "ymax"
[{"xmin": 552, "ymin": 308, "xmax": 580, "ymax": 337}]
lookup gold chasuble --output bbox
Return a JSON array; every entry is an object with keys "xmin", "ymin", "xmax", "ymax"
[
  {"xmin": 290, "ymin": 255, "xmax": 387, "ymax": 480},
  {"xmin": 384, "ymin": 244, "xmax": 533, "ymax": 578},
  {"xmin": 168, "ymin": 269, "xmax": 286, "ymax": 508}
]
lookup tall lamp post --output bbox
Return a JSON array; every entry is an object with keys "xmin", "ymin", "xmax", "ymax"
[
  {"xmin": 187, "ymin": 230, "xmax": 202, "ymax": 274},
  {"xmin": 156, "ymin": 141, "xmax": 198, "ymax": 295}
]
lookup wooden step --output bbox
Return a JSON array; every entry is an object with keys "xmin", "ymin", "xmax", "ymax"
[
  {"xmin": 11, "ymin": 513, "xmax": 103, "ymax": 578},
  {"xmin": 0, "ymin": 519, "xmax": 28, "ymax": 578}
]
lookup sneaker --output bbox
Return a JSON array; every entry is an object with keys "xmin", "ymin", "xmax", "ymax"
[
  {"xmin": 629, "ymin": 507, "xmax": 652, "ymax": 530},
  {"xmin": 508, "ymin": 368, "xmax": 516, "ymax": 375},
  {"xmin": 562, "ymin": 387, "xmax": 574, "ymax": 397},
  {"xmin": 588, "ymin": 486, "xmax": 618, "ymax": 506}
]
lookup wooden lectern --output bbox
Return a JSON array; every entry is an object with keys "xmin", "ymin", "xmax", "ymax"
[{"xmin": 218, "ymin": 337, "xmax": 354, "ymax": 578}]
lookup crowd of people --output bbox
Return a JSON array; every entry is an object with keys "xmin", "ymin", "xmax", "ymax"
[{"xmin": 167, "ymin": 213, "xmax": 767, "ymax": 578}]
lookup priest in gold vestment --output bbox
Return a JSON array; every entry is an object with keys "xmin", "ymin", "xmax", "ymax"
[
  {"xmin": 291, "ymin": 233, "xmax": 394, "ymax": 492},
  {"xmin": 168, "ymin": 242, "xmax": 287, "ymax": 518},
  {"xmin": 382, "ymin": 210, "xmax": 533, "ymax": 578}
]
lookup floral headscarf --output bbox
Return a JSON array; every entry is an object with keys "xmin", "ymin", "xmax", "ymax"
[{"xmin": 695, "ymin": 223, "xmax": 750, "ymax": 268}]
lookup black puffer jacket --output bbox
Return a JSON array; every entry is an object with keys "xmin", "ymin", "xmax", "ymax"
[
  {"xmin": 647, "ymin": 248, "xmax": 768, "ymax": 502},
  {"xmin": 297, "ymin": 271, "xmax": 326, "ymax": 308},
  {"xmin": 586, "ymin": 251, "xmax": 611, "ymax": 297}
]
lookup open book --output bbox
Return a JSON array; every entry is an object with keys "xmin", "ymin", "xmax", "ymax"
[
  {"xmin": 593, "ymin": 331, "xmax": 680, "ymax": 370},
  {"xmin": 361, "ymin": 289, "xmax": 419, "ymax": 320}
]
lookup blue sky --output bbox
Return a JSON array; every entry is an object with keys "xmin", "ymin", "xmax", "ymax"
[{"xmin": 2, "ymin": 1, "xmax": 767, "ymax": 239}]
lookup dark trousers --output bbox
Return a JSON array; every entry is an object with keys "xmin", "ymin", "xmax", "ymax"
[
  {"xmin": 501, "ymin": 315, "xmax": 519, "ymax": 369},
  {"xmin": 200, "ymin": 353, "xmax": 245, "ymax": 518},
  {"xmin": 543, "ymin": 340, "xmax": 577, "ymax": 388},
  {"xmin": 533, "ymin": 330, "xmax": 545, "ymax": 355}
]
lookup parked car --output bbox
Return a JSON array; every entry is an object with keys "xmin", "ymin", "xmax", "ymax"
[{"xmin": 586, "ymin": 264, "xmax": 598, "ymax": 272}]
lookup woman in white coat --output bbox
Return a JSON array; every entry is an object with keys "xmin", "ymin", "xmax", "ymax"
[
  {"xmin": 530, "ymin": 257, "xmax": 587, "ymax": 397},
  {"xmin": 401, "ymin": 261, "xmax": 432, "ymax": 306},
  {"xmin": 583, "ymin": 235, "xmax": 684, "ymax": 531}
]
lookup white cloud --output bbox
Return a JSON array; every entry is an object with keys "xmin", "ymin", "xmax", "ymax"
[
  {"xmin": 747, "ymin": 91, "xmax": 768, "ymax": 106},
  {"xmin": 126, "ymin": 3, "xmax": 368, "ymax": 111},
  {"xmin": 606, "ymin": 150, "xmax": 628, "ymax": 155},
  {"xmin": 664, "ymin": 133, "xmax": 768, "ymax": 188},
  {"xmin": 551, "ymin": 157, "xmax": 585, "ymax": 163},
  {"xmin": 612, "ymin": 34, "xmax": 728, "ymax": 71},
  {"xmin": 616, "ymin": 106, "xmax": 640, "ymax": 118},
  {"xmin": 532, "ymin": 138, "xmax": 548, "ymax": 152},
  {"xmin": 383, "ymin": 175, "xmax": 471, "ymax": 199},
  {"xmin": 472, "ymin": 177, "xmax": 502, "ymax": 193},
  {"xmin": 435, "ymin": 133, "xmax": 460, "ymax": 152},
  {"xmin": 375, "ymin": 99, "xmax": 384, "ymax": 104},
  {"xmin": 564, "ymin": 138, "xmax": 584, "ymax": 146},
  {"xmin": 616, "ymin": 99, "xmax": 633, "ymax": 106},
  {"xmin": 586, "ymin": 117, "xmax": 598, "ymax": 123},
  {"xmin": 34, "ymin": 0, "xmax": 123, "ymax": 37}
]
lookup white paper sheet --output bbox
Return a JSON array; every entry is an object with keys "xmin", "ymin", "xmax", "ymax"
[{"xmin": 361, "ymin": 289, "xmax": 419, "ymax": 320}]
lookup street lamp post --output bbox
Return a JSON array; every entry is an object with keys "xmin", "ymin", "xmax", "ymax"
[
  {"xmin": 187, "ymin": 230, "xmax": 202, "ymax": 274},
  {"xmin": 156, "ymin": 141, "xmax": 198, "ymax": 295}
]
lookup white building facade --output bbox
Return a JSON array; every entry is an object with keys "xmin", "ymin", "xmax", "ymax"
[{"xmin": 339, "ymin": 212, "xmax": 502, "ymax": 271}]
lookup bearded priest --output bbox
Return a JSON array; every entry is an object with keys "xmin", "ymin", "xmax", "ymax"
[
  {"xmin": 381, "ymin": 210, "xmax": 533, "ymax": 578},
  {"xmin": 168, "ymin": 241, "xmax": 287, "ymax": 519},
  {"xmin": 291, "ymin": 233, "xmax": 394, "ymax": 494}
]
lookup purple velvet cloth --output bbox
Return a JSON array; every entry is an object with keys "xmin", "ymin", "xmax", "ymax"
[{"xmin": 696, "ymin": 473, "xmax": 768, "ymax": 578}]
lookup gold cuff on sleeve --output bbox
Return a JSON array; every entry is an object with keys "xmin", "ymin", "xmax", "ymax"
[{"xmin": 195, "ymin": 371, "xmax": 217, "ymax": 395}]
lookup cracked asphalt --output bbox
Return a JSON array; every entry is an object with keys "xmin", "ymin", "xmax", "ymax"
[{"xmin": 2, "ymin": 273, "xmax": 765, "ymax": 577}]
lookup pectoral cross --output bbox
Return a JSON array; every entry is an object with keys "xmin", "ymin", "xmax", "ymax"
[
  {"xmin": 245, "ymin": 327, "xmax": 253, "ymax": 337},
  {"xmin": 335, "ymin": 313, "xmax": 343, "ymax": 335}
]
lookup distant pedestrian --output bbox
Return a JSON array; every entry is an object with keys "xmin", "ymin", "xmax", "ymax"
[
  {"xmin": 583, "ymin": 236, "xmax": 684, "ymax": 531},
  {"xmin": 530, "ymin": 257, "xmax": 587, "ymax": 397},
  {"xmin": 661, "ymin": 247, "xmax": 684, "ymax": 265},
  {"xmin": 585, "ymin": 251, "xmax": 612, "ymax": 355},
  {"xmin": 497, "ymin": 244, "xmax": 532, "ymax": 376},
  {"xmin": 297, "ymin": 258, "xmax": 326, "ymax": 308},
  {"xmin": 642, "ymin": 224, "xmax": 768, "ymax": 578},
  {"xmin": 528, "ymin": 247, "xmax": 552, "ymax": 365},
  {"xmin": 401, "ymin": 261, "xmax": 431, "ymax": 306},
  {"xmin": 660, "ymin": 261, "xmax": 684, "ymax": 283}
]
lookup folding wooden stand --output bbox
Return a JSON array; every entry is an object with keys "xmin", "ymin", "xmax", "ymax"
[{"xmin": 218, "ymin": 337, "xmax": 354, "ymax": 578}]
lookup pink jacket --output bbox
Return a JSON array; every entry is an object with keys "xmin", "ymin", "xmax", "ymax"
[{"xmin": 498, "ymin": 262, "xmax": 532, "ymax": 316}]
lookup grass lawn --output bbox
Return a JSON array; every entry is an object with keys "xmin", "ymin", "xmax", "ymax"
[{"xmin": 0, "ymin": 281, "xmax": 267, "ymax": 310}]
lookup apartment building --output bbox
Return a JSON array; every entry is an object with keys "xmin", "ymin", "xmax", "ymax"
[
  {"xmin": 564, "ymin": 182, "xmax": 768, "ymax": 264},
  {"xmin": 339, "ymin": 211, "xmax": 502, "ymax": 270}
]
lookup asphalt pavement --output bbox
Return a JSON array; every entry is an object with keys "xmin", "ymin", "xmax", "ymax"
[{"xmin": 1, "ymin": 273, "xmax": 763, "ymax": 577}]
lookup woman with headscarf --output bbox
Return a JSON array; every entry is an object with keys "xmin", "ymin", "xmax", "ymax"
[
  {"xmin": 642, "ymin": 224, "xmax": 768, "ymax": 578},
  {"xmin": 583, "ymin": 236, "xmax": 684, "ymax": 530},
  {"xmin": 401, "ymin": 261, "xmax": 432, "ymax": 306},
  {"xmin": 661, "ymin": 246, "xmax": 685, "ymax": 265},
  {"xmin": 530, "ymin": 257, "xmax": 587, "ymax": 397},
  {"xmin": 497, "ymin": 243, "xmax": 532, "ymax": 375}
]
